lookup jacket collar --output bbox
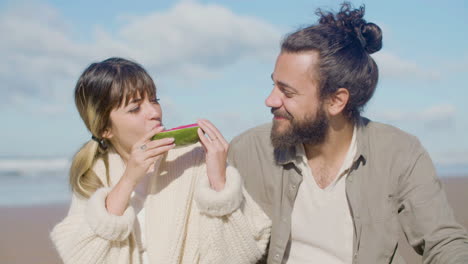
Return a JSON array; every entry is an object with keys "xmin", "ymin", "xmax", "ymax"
[{"xmin": 354, "ymin": 117, "xmax": 369, "ymax": 166}]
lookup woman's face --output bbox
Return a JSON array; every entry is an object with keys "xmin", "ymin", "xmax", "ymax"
[{"xmin": 104, "ymin": 93, "xmax": 162, "ymax": 156}]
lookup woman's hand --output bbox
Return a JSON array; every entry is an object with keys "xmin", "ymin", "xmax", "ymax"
[
  {"xmin": 106, "ymin": 126, "xmax": 175, "ymax": 215},
  {"xmin": 124, "ymin": 126, "xmax": 175, "ymax": 185},
  {"xmin": 197, "ymin": 119, "xmax": 229, "ymax": 191}
]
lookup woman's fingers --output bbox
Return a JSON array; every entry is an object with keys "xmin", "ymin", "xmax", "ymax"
[
  {"xmin": 145, "ymin": 137, "xmax": 175, "ymax": 149},
  {"xmin": 139, "ymin": 137, "xmax": 175, "ymax": 160},
  {"xmin": 197, "ymin": 119, "xmax": 218, "ymax": 140},
  {"xmin": 134, "ymin": 125, "xmax": 165, "ymax": 149},
  {"xmin": 197, "ymin": 119, "xmax": 228, "ymax": 148},
  {"xmin": 197, "ymin": 127, "xmax": 209, "ymax": 151},
  {"xmin": 143, "ymin": 143, "xmax": 175, "ymax": 161},
  {"xmin": 197, "ymin": 120, "xmax": 228, "ymax": 191},
  {"xmin": 130, "ymin": 128, "xmax": 175, "ymax": 164}
]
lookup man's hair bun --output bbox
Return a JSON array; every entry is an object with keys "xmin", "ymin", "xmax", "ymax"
[
  {"xmin": 360, "ymin": 22, "xmax": 382, "ymax": 54},
  {"xmin": 317, "ymin": 2, "xmax": 382, "ymax": 54}
]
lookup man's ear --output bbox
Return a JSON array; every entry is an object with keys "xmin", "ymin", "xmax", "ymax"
[
  {"xmin": 326, "ymin": 88, "xmax": 350, "ymax": 116},
  {"xmin": 102, "ymin": 127, "xmax": 113, "ymax": 140}
]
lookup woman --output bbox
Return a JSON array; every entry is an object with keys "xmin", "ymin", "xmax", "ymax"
[{"xmin": 50, "ymin": 57, "xmax": 271, "ymax": 263}]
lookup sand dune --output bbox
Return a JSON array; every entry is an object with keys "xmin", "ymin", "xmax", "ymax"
[{"xmin": 1, "ymin": 177, "xmax": 467, "ymax": 264}]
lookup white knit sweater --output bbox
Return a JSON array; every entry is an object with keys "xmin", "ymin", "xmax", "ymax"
[{"xmin": 50, "ymin": 143, "xmax": 271, "ymax": 264}]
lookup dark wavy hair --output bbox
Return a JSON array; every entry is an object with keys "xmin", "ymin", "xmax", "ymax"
[{"xmin": 281, "ymin": 2, "xmax": 382, "ymax": 122}]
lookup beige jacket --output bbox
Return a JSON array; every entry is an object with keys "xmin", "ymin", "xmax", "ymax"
[
  {"xmin": 228, "ymin": 118, "xmax": 468, "ymax": 264},
  {"xmin": 51, "ymin": 143, "xmax": 271, "ymax": 263}
]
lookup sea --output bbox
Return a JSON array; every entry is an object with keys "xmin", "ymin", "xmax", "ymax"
[
  {"xmin": 0, "ymin": 157, "xmax": 71, "ymax": 206},
  {"xmin": 1, "ymin": 157, "xmax": 467, "ymax": 207}
]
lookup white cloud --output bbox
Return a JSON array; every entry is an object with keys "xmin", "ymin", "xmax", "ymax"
[
  {"xmin": 371, "ymin": 103, "xmax": 456, "ymax": 130},
  {"xmin": 373, "ymin": 52, "xmax": 441, "ymax": 81},
  {"xmin": 0, "ymin": 4, "xmax": 86, "ymax": 104},
  {"xmin": 116, "ymin": 2, "xmax": 280, "ymax": 69},
  {"xmin": 0, "ymin": 1, "xmax": 281, "ymax": 107},
  {"xmin": 419, "ymin": 104, "xmax": 455, "ymax": 120}
]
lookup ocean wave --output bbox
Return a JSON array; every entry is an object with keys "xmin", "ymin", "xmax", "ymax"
[{"xmin": 0, "ymin": 158, "xmax": 70, "ymax": 178}]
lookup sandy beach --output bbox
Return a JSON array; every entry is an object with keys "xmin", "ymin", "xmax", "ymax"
[
  {"xmin": 1, "ymin": 176, "xmax": 467, "ymax": 264},
  {"xmin": 0, "ymin": 203, "xmax": 67, "ymax": 264}
]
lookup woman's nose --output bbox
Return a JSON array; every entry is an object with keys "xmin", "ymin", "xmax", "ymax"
[{"xmin": 145, "ymin": 102, "xmax": 161, "ymax": 119}]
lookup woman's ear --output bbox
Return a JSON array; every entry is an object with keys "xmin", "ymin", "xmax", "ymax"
[
  {"xmin": 326, "ymin": 88, "xmax": 350, "ymax": 116},
  {"xmin": 102, "ymin": 128, "xmax": 113, "ymax": 140}
]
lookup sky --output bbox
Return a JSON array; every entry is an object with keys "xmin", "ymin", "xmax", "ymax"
[{"xmin": 1, "ymin": 0, "xmax": 467, "ymax": 173}]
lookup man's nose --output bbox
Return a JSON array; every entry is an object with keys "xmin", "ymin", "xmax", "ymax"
[{"xmin": 265, "ymin": 87, "xmax": 282, "ymax": 108}]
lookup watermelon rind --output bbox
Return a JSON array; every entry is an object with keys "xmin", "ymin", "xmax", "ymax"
[{"xmin": 151, "ymin": 126, "xmax": 199, "ymax": 147}]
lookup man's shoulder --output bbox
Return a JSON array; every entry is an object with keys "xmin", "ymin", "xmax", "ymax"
[
  {"xmin": 365, "ymin": 119, "xmax": 418, "ymax": 140},
  {"xmin": 362, "ymin": 118, "xmax": 423, "ymax": 152}
]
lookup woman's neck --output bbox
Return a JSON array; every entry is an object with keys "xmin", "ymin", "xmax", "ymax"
[{"xmin": 110, "ymin": 142, "xmax": 130, "ymax": 165}]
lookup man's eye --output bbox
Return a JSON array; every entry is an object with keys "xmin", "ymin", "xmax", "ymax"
[{"xmin": 281, "ymin": 89, "xmax": 294, "ymax": 98}]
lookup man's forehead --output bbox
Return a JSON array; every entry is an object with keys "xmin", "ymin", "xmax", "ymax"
[
  {"xmin": 277, "ymin": 51, "xmax": 318, "ymax": 68},
  {"xmin": 274, "ymin": 51, "xmax": 320, "ymax": 84}
]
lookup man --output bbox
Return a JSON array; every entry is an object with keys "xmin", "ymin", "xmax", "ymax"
[{"xmin": 228, "ymin": 3, "xmax": 468, "ymax": 264}]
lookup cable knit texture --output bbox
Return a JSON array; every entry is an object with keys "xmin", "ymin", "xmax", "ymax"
[
  {"xmin": 50, "ymin": 143, "xmax": 271, "ymax": 263},
  {"xmin": 195, "ymin": 165, "xmax": 243, "ymax": 216},
  {"xmin": 86, "ymin": 187, "xmax": 136, "ymax": 241}
]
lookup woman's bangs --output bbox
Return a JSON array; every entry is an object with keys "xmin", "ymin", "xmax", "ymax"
[{"xmin": 113, "ymin": 71, "xmax": 156, "ymax": 108}]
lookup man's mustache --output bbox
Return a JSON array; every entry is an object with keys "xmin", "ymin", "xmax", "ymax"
[{"xmin": 271, "ymin": 108, "xmax": 293, "ymax": 120}]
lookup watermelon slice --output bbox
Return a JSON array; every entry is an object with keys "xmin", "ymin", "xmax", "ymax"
[{"xmin": 152, "ymin": 123, "xmax": 200, "ymax": 147}]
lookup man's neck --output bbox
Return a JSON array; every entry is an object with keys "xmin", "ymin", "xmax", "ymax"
[{"xmin": 303, "ymin": 117, "xmax": 354, "ymax": 189}]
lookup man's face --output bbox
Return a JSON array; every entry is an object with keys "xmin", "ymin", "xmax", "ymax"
[{"xmin": 266, "ymin": 51, "xmax": 329, "ymax": 149}]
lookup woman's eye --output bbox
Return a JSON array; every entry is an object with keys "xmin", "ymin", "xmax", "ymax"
[
  {"xmin": 151, "ymin": 98, "xmax": 160, "ymax": 104},
  {"xmin": 129, "ymin": 106, "xmax": 140, "ymax": 113}
]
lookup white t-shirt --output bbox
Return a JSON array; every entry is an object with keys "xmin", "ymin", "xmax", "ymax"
[
  {"xmin": 288, "ymin": 127, "xmax": 357, "ymax": 264},
  {"xmin": 130, "ymin": 160, "xmax": 161, "ymax": 264}
]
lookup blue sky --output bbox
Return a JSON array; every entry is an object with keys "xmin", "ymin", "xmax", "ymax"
[{"xmin": 1, "ymin": 0, "xmax": 467, "ymax": 173}]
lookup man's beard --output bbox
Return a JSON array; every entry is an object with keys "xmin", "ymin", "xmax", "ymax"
[{"xmin": 270, "ymin": 106, "xmax": 329, "ymax": 150}]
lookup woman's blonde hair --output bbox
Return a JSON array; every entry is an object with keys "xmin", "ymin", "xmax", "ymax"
[{"xmin": 71, "ymin": 57, "xmax": 157, "ymax": 198}]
